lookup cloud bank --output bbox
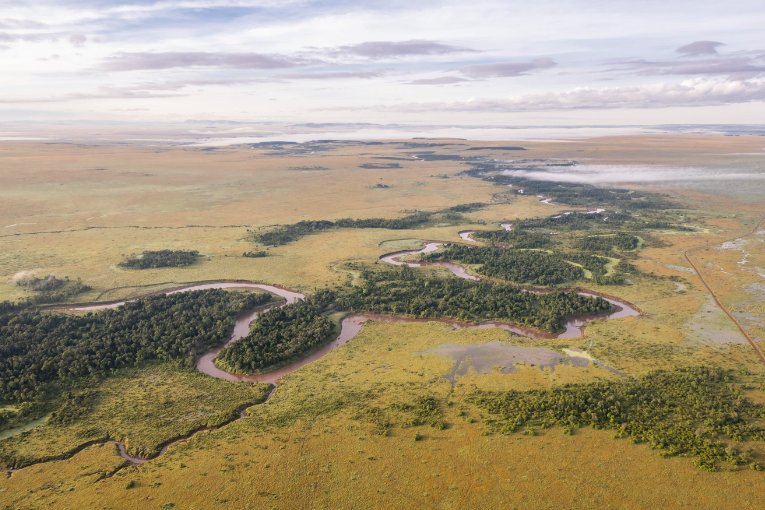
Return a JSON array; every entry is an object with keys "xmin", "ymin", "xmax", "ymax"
[
  {"xmin": 101, "ymin": 52, "xmax": 313, "ymax": 71},
  {"xmin": 337, "ymin": 40, "xmax": 475, "ymax": 58},
  {"xmin": 460, "ymin": 58, "xmax": 557, "ymax": 78},
  {"xmin": 676, "ymin": 41, "xmax": 724, "ymax": 56},
  {"xmin": 2, "ymin": 0, "xmax": 765, "ymax": 124},
  {"xmin": 386, "ymin": 77, "xmax": 765, "ymax": 112},
  {"xmin": 500, "ymin": 164, "xmax": 765, "ymax": 184}
]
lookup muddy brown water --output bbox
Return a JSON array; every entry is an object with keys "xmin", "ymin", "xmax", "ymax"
[
  {"xmin": 30, "ymin": 233, "xmax": 639, "ymax": 471},
  {"xmin": 61, "ymin": 246, "xmax": 638, "ymax": 388},
  {"xmin": 377, "ymin": 244, "xmax": 639, "ymax": 340},
  {"xmin": 379, "ymin": 242, "xmax": 480, "ymax": 281},
  {"xmin": 429, "ymin": 341, "xmax": 590, "ymax": 388}
]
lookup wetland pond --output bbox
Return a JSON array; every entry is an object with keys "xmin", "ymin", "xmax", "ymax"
[
  {"xmin": 21, "ymin": 234, "xmax": 640, "ymax": 469},
  {"xmin": 59, "ymin": 241, "xmax": 638, "ymax": 387}
]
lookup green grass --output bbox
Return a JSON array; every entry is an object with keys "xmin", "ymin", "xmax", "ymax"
[
  {"xmin": 469, "ymin": 366, "xmax": 765, "ymax": 471},
  {"xmin": 3, "ymin": 138, "xmax": 765, "ymax": 510},
  {"xmin": 0, "ymin": 363, "xmax": 271, "ymax": 468}
]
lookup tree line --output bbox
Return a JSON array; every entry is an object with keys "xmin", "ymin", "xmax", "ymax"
[
  {"xmin": 473, "ymin": 228, "xmax": 553, "ymax": 248},
  {"xmin": 336, "ymin": 266, "xmax": 611, "ymax": 332},
  {"xmin": 253, "ymin": 203, "xmax": 486, "ymax": 246},
  {"xmin": 119, "ymin": 249, "xmax": 201, "ymax": 269},
  {"xmin": 469, "ymin": 366, "xmax": 765, "ymax": 471},
  {"xmin": 578, "ymin": 233, "xmax": 640, "ymax": 253},
  {"xmin": 216, "ymin": 290, "xmax": 337, "ymax": 374},
  {"xmin": 0, "ymin": 290, "xmax": 273, "ymax": 403},
  {"xmin": 424, "ymin": 244, "xmax": 584, "ymax": 286}
]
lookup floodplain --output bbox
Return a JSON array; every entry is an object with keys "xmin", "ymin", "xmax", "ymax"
[{"xmin": 1, "ymin": 134, "xmax": 764, "ymax": 509}]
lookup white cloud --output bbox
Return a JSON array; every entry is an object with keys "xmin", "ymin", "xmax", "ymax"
[
  {"xmin": 3, "ymin": 0, "xmax": 765, "ymax": 124},
  {"xmin": 385, "ymin": 77, "xmax": 765, "ymax": 112}
]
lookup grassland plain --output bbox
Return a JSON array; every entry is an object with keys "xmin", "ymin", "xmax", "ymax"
[
  {"xmin": 0, "ymin": 205, "xmax": 560, "ymax": 302},
  {"xmin": 2, "ymin": 322, "xmax": 764, "ymax": 509},
  {"xmin": 1, "ymin": 136, "xmax": 765, "ymax": 508},
  {"xmin": 0, "ymin": 364, "xmax": 272, "ymax": 468}
]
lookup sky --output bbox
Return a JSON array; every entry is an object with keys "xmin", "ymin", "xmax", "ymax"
[{"xmin": 2, "ymin": 0, "xmax": 765, "ymax": 127}]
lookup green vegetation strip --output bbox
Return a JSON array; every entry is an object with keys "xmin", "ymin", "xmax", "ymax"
[
  {"xmin": 337, "ymin": 266, "xmax": 611, "ymax": 332},
  {"xmin": 216, "ymin": 290, "xmax": 336, "ymax": 374},
  {"xmin": 0, "ymin": 290, "xmax": 273, "ymax": 404},
  {"xmin": 469, "ymin": 367, "xmax": 765, "ymax": 471},
  {"xmin": 253, "ymin": 203, "xmax": 486, "ymax": 246},
  {"xmin": 119, "ymin": 249, "xmax": 201, "ymax": 269}
]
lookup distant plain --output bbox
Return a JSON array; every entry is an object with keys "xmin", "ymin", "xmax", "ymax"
[{"xmin": 1, "ymin": 134, "xmax": 764, "ymax": 509}]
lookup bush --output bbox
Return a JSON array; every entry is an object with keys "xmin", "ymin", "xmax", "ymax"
[
  {"xmin": 16, "ymin": 275, "xmax": 91, "ymax": 303},
  {"xmin": 119, "ymin": 250, "xmax": 200, "ymax": 269},
  {"xmin": 469, "ymin": 367, "xmax": 765, "ymax": 471}
]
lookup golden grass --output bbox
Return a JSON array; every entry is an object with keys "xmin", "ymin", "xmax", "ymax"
[
  {"xmin": 0, "ymin": 197, "xmax": 558, "ymax": 301},
  {"xmin": 3, "ymin": 320, "xmax": 764, "ymax": 509},
  {"xmin": 0, "ymin": 364, "xmax": 271, "ymax": 467},
  {"xmin": 2, "ymin": 136, "xmax": 765, "ymax": 508}
]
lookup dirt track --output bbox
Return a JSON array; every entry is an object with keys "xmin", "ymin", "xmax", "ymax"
[{"xmin": 683, "ymin": 217, "xmax": 765, "ymax": 366}]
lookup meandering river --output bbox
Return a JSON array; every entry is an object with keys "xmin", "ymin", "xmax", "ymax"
[
  {"xmin": 16, "ymin": 230, "xmax": 639, "ymax": 470},
  {"xmin": 64, "ymin": 239, "xmax": 639, "ymax": 387},
  {"xmin": 378, "ymin": 243, "xmax": 639, "ymax": 340}
]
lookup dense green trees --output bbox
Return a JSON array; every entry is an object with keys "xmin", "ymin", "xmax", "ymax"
[
  {"xmin": 469, "ymin": 366, "xmax": 765, "ymax": 471},
  {"xmin": 337, "ymin": 266, "xmax": 610, "ymax": 332},
  {"xmin": 119, "ymin": 250, "xmax": 201, "ymax": 269},
  {"xmin": 463, "ymin": 161, "xmax": 677, "ymax": 210},
  {"xmin": 561, "ymin": 252, "xmax": 609, "ymax": 276},
  {"xmin": 579, "ymin": 233, "xmax": 640, "ymax": 253},
  {"xmin": 0, "ymin": 290, "xmax": 272, "ymax": 403},
  {"xmin": 518, "ymin": 211, "xmax": 633, "ymax": 230},
  {"xmin": 4, "ymin": 265, "xmax": 610, "ymax": 406},
  {"xmin": 473, "ymin": 229, "xmax": 553, "ymax": 248},
  {"xmin": 254, "ymin": 204, "xmax": 486, "ymax": 246},
  {"xmin": 216, "ymin": 290, "xmax": 337, "ymax": 373},
  {"xmin": 335, "ymin": 214, "xmax": 432, "ymax": 230},
  {"xmin": 424, "ymin": 245, "xmax": 584, "ymax": 285},
  {"xmin": 255, "ymin": 220, "xmax": 336, "ymax": 245}
]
